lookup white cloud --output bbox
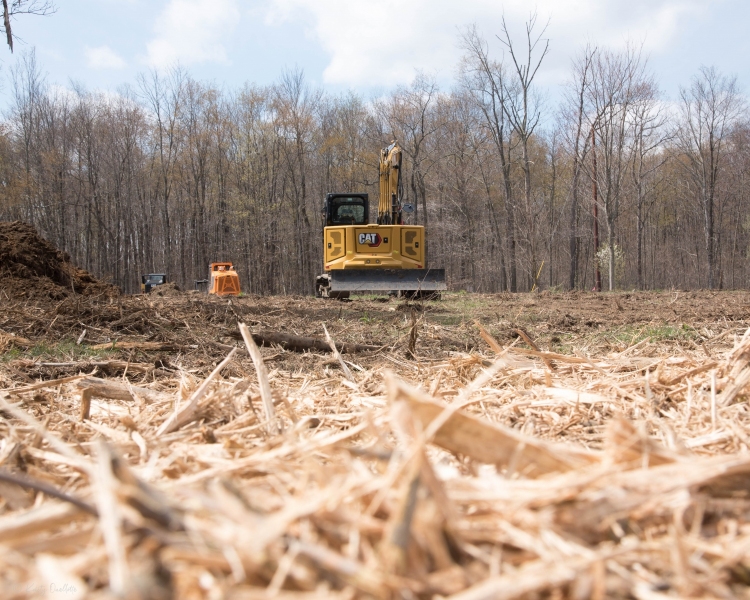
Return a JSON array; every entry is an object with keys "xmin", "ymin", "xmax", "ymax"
[
  {"xmin": 265, "ymin": 0, "xmax": 715, "ymax": 87},
  {"xmin": 85, "ymin": 45, "xmax": 127, "ymax": 70},
  {"xmin": 47, "ymin": 84, "xmax": 136, "ymax": 110},
  {"xmin": 145, "ymin": 0, "xmax": 241, "ymax": 69}
]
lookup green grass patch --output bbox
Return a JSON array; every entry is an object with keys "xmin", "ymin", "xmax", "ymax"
[
  {"xmin": 438, "ymin": 293, "xmax": 494, "ymax": 326},
  {"xmin": 1, "ymin": 340, "xmax": 116, "ymax": 363},
  {"xmin": 440, "ymin": 291, "xmax": 491, "ymax": 311},
  {"xmin": 1, "ymin": 347, "xmax": 23, "ymax": 362},
  {"xmin": 593, "ymin": 323, "xmax": 699, "ymax": 349},
  {"xmin": 433, "ymin": 315, "xmax": 465, "ymax": 326},
  {"xmin": 544, "ymin": 324, "xmax": 699, "ymax": 355}
]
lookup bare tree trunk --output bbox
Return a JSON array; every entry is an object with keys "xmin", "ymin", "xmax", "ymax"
[
  {"xmin": 560, "ymin": 47, "xmax": 596, "ymax": 290},
  {"xmin": 677, "ymin": 66, "xmax": 742, "ymax": 290}
]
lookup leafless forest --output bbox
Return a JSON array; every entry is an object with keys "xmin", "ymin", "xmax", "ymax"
[{"xmin": 0, "ymin": 22, "xmax": 748, "ymax": 294}]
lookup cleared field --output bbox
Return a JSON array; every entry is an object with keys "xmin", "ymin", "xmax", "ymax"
[
  {"xmin": 2, "ymin": 222, "xmax": 750, "ymax": 598},
  {"xmin": 1, "ymin": 288, "xmax": 750, "ymax": 599}
]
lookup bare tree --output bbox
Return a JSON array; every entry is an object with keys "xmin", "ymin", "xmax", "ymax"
[
  {"xmin": 583, "ymin": 44, "xmax": 650, "ymax": 290},
  {"xmin": 559, "ymin": 46, "xmax": 595, "ymax": 289},
  {"xmin": 436, "ymin": 92, "xmax": 481, "ymax": 287},
  {"xmin": 318, "ymin": 92, "xmax": 371, "ymax": 194},
  {"xmin": 630, "ymin": 82, "xmax": 668, "ymax": 289},
  {"xmin": 138, "ymin": 67, "xmax": 187, "ymax": 276},
  {"xmin": 460, "ymin": 25, "xmax": 518, "ymax": 291},
  {"xmin": 2, "ymin": 0, "xmax": 54, "ymax": 52},
  {"xmin": 464, "ymin": 92, "xmax": 509, "ymax": 291},
  {"xmin": 227, "ymin": 83, "xmax": 286, "ymax": 294},
  {"xmin": 9, "ymin": 49, "xmax": 44, "ymax": 214},
  {"xmin": 676, "ymin": 66, "xmax": 744, "ymax": 289},
  {"xmin": 274, "ymin": 68, "xmax": 322, "ymax": 292},
  {"xmin": 498, "ymin": 13, "xmax": 549, "ymax": 286},
  {"xmin": 375, "ymin": 73, "xmax": 440, "ymax": 263}
]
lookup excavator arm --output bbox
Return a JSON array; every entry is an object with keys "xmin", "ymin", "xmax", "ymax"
[{"xmin": 378, "ymin": 142, "xmax": 403, "ymax": 225}]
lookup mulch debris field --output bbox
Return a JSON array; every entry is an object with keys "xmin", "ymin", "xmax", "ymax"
[
  {"xmin": 2, "ymin": 222, "xmax": 750, "ymax": 598},
  {"xmin": 0, "ymin": 222, "xmax": 119, "ymax": 301}
]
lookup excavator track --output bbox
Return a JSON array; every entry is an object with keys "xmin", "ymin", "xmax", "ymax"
[{"xmin": 328, "ymin": 269, "xmax": 446, "ymax": 293}]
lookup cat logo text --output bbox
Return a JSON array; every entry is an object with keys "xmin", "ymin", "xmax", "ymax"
[{"xmin": 358, "ymin": 233, "xmax": 382, "ymax": 247}]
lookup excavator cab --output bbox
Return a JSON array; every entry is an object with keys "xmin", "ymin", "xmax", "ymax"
[{"xmin": 324, "ymin": 194, "xmax": 369, "ymax": 226}]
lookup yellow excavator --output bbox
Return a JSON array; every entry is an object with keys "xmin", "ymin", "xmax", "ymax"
[{"xmin": 315, "ymin": 142, "xmax": 446, "ymax": 298}]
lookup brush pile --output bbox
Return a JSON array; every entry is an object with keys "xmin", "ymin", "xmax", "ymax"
[
  {"xmin": 2, "ymin": 315, "xmax": 750, "ymax": 599},
  {"xmin": 0, "ymin": 221, "xmax": 119, "ymax": 300}
]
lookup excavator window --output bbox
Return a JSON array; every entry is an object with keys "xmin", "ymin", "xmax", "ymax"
[{"xmin": 331, "ymin": 199, "xmax": 366, "ymax": 225}]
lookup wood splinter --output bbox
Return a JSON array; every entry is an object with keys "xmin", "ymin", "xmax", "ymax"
[{"xmin": 79, "ymin": 388, "xmax": 93, "ymax": 421}]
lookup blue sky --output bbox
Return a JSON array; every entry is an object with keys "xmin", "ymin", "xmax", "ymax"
[{"xmin": 0, "ymin": 0, "xmax": 746, "ymax": 105}]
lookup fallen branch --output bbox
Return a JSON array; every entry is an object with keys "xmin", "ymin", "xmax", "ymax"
[
  {"xmin": 515, "ymin": 328, "xmax": 555, "ymax": 371},
  {"xmin": 88, "ymin": 341, "xmax": 193, "ymax": 351},
  {"xmin": 662, "ymin": 361, "xmax": 718, "ymax": 387},
  {"xmin": 509, "ymin": 347, "xmax": 603, "ymax": 365},
  {"xmin": 473, "ymin": 320, "xmax": 503, "ymax": 354},
  {"xmin": 24, "ymin": 360, "xmax": 155, "ymax": 374},
  {"xmin": 250, "ymin": 330, "xmax": 380, "ymax": 354},
  {"xmin": 3, "ymin": 374, "xmax": 89, "ymax": 395},
  {"xmin": 392, "ymin": 380, "xmax": 597, "ymax": 476},
  {"xmin": 239, "ymin": 323, "xmax": 279, "ymax": 435},
  {"xmin": 324, "ymin": 324, "xmax": 355, "ymax": 383},
  {"xmin": 77, "ymin": 377, "xmax": 168, "ymax": 404}
]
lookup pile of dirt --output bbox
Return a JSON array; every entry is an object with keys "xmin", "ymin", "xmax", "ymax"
[{"xmin": 0, "ymin": 221, "xmax": 119, "ymax": 299}]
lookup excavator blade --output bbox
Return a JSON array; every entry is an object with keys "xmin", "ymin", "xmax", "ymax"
[{"xmin": 329, "ymin": 269, "xmax": 446, "ymax": 292}]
